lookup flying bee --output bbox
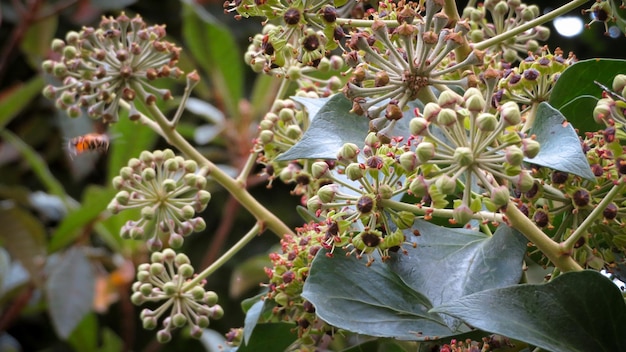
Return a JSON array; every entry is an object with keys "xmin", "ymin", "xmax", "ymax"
[{"xmin": 67, "ymin": 133, "xmax": 110, "ymax": 158}]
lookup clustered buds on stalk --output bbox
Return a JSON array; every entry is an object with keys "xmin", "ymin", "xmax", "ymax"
[
  {"xmin": 463, "ymin": 0, "xmax": 548, "ymax": 62},
  {"xmin": 593, "ymin": 74, "xmax": 626, "ymax": 126},
  {"xmin": 41, "ymin": 13, "xmax": 182, "ymax": 122},
  {"xmin": 132, "ymin": 249, "xmax": 223, "ymax": 342},
  {"xmin": 108, "ymin": 149, "xmax": 210, "ymax": 251}
]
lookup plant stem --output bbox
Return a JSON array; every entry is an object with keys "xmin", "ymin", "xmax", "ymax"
[
  {"xmin": 474, "ymin": 0, "xmax": 589, "ymax": 51},
  {"xmin": 130, "ymin": 82, "xmax": 295, "ymax": 238},
  {"xmin": 504, "ymin": 201, "xmax": 582, "ymax": 272},
  {"xmin": 563, "ymin": 178, "xmax": 626, "ymax": 250},
  {"xmin": 183, "ymin": 223, "xmax": 261, "ymax": 291},
  {"xmin": 381, "ymin": 199, "xmax": 506, "ymax": 223}
]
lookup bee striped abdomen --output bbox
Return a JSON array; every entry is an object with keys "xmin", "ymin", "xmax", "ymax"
[{"xmin": 68, "ymin": 133, "xmax": 110, "ymax": 156}]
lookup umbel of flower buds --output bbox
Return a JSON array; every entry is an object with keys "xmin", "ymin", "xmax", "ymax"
[
  {"xmin": 41, "ymin": 13, "xmax": 182, "ymax": 122},
  {"xmin": 132, "ymin": 249, "xmax": 224, "ymax": 342},
  {"xmin": 108, "ymin": 149, "xmax": 210, "ymax": 251}
]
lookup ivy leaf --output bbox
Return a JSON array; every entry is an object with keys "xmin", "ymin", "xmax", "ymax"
[
  {"xmin": 277, "ymin": 94, "xmax": 368, "ymax": 161},
  {"xmin": 549, "ymin": 59, "xmax": 626, "ymax": 133},
  {"xmin": 45, "ymin": 247, "xmax": 95, "ymax": 339},
  {"xmin": 431, "ymin": 271, "xmax": 626, "ymax": 352},
  {"xmin": 302, "ymin": 220, "xmax": 527, "ymax": 340},
  {"xmin": 528, "ymin": 102, "xmax": 595, "ymax": 180},
  {"xmin": 278, "ymin": 95, "xmax": 416, "ymax": 161}
]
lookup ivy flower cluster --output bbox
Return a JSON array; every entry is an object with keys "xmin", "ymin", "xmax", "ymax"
[
  {"xmin": 462, "ymin": 0, "xmax": 549, "ymax": 62},
  {"xmin": 261, "ymin": 223, "xmax": 332, "ymax": 350},
  {"xmin": 342, "ymin": 0, "xmax": 484, "ymax": 138},
  {"xmin": 42, "ymin": 13, "xmax": 181, "ymax": 122},
  {"xmin": 107, "ymin": 149, "xmax": 210, "ymax": 251},
  {"xmin": 593, "ymin": 74, "xmax": 626, "ymax": 127},
  {"xmin": 496, "ymin": 47, "xmax": 577, "ymax": 113},
  {"xmin": 131, "ymin": 249, "xmax": 223, "ymax": 342}
]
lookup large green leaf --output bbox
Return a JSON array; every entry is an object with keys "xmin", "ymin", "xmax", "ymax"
[
  {"xmin": 45, "ymin": 247, "xmax": 95, "ymax": 339},
  {"xmin": 0, "ymin": 206, "xmax": 46, "ymax": 285},
  {"xmin": 234, "ymin": 322, "xmax": 297, "ymax": 352},
  {"xmin": 302, "ymin": 221, "xmax": 527, "ymax": 340},
  {"xmin": 528, "ymin": 103, "xmax": 595, "ymax": 180},
  {"xmin": 67, "ymin": 313, "xmax": 98, "ymax": 352},
  {"xmin": 48, "ymin": 186, "xmax": 117, "ymax": 253},
  {"xmin": 0, "ymin": 76, "xmax": 45, "ymax": 129},
  {"xmin": 431, "ymin": 270, "xmax": 626, "ymax": 352},
  {"xmin": 549, "ymin": 59, "xmax": 626, "ymax": 133},
  {"xmin": 181, "ymin": 0, "xmax": 242, "ymax": 118}
]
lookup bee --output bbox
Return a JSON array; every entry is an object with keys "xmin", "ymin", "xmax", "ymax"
[{"xmin": 67, "ymin": 133, "xmax": 110, "ymax": 158}]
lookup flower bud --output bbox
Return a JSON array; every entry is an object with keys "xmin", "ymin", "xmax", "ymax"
[
  {"xmin": 593, "ymin": 100, "xmax": 612, "ymax": 125},
  {"xmin": 476, "ymin": 112, "xmax": 498, "ymax": 132},
  {"xmin": 422, "ymin": 103, "xmax": 441, "ymax": 121},
  {"xmin": 311, "ymin": 161, "xmax": 330, "ymax": 179},
  {"xmin": 345, "ymin": 163, "xmax": 365, "ymax": 180},
  {"xmin": 317, "ymin": 184, "xmax": 339, "ymax": 203},
  {"xmin": 435, "ymin": 175, "xmax": 457, "ymax": 195},
  {"xmin": 452, "ymin": 204, "xmax": 473, "ymax": 225},
  {"xmin": 490, "ymin": 185, "xmax": 510, "ymax": 208},
  {"xmin": 178, "ymin": 263, "xmax": 194, "ymax": 278},
  {"xmin": 416, "ymin": 142, "xmax": 435, "ymax": 163},
  {"xmin": 409, "ymin": 117, "xmax": 429, "ymax": 136},
  {"xmin": 409, "ymin": 175, "xmax": 428, "ymax": 197},
  {"xmin": 306, "ymin": 195, "xmax": 322, "ymax": 213},
  {"xmin": 512, "ymin": 170, "xmax": 534, "ymax": 192},
  {"xmin": 115, "ymin": 190, "xmax": 130, "ymax": 205},
  {"xmin": 500, "ymin": 101, "xmax": 521, "ymax": 126},
  {"xmin": 157, "ymin": 329, "xmax": 172, "ymax": 343},
  {"xmin": 162, "ymin": 179, "xmax": 177, "ymax": 192},
  {"xmin": 337, "ymin": 143, "xmax": 359, "ymax": 161},
  {"xmin": 142, "ymin": 316, "xmax": 158, "ymax": 330},
  {"xmin": 190, "ymin": 286, "xmax": 206, "ymax": 300},
  {"xmin": 505, "ymin": 146, "xmax": 524, "ymax": 166},
  {"xmin": 464, "ymin": 94, "xmax": 486, "ymax": 113},
  {"xmin": 181, "ymin": 205, "xmax": 195, "ymax": 219},
  {"xmin": 453, "ymin": 147, "xmax": 473, "ymax": 166},
  {"xmin": 436, "ymin": 108, "xmax": 457, "ymax": 127},
  {"xmin": 141, "ymin": 206, "xmax": 156, "ymax": 220},
  {"xmin": 521, "ymin": 138, "xmax": 540, "ymax": 158},
  {"xmin": 438, "ymin": 90, "xmax": 463, "ymax": 108},
  {"xmin": 399, "ymin": 151, "xmax": 419, "ymax": 172},
  {"xmin": 131, "ymin": 291, "xmax": 145, "ymax": 305}
]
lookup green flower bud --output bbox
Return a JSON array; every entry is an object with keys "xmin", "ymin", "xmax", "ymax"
[
  {"xmin": 416, "ymin": 142, "xmax": 435, "ymax": 163},
  {"xmin": 311, "ymin": 161, "xmax": 330, "ymax": 179},
  {"xmin": 205, "ymin": 291, "xmax": 219, "ymax": 306},
  {"xmin": 503, "ymin": 48, "xmax": 518, "ymax": 63},
  {"xmin": 422, "ymin": 103, "xmax": 441, "ymax": 121},
  {"xmin": 435, "ymin": 175, "xmax": 456, "ymax": 195},
  {"xmin": 593, "ymin": 99, "xmax": 612, "ymax": 125},
  {"xmin": 512, "ymin": 170, "xmax": 534, "ymax": 192},
  {"xmin": 612, "ymin": 74, "xmax": 626, "ymax": 93},
  {"xmin": 490, "ymin": 185, "xmax": 510, "ymax": 208},
  {"xmin": 52, "ymin": 62, "xmax": 67, "ymax": 77},
  {"xmin": 409, "ymin": 175, "xmax": 428, "ymax": 197},
  {"xmin": 120, "ymin": 166, "xmax": 135, "ymax": 180},
  {"xmin": 317, "ymin": 184, "xmax": 338, "ymax": 203},
  {"xmin": 150, "ymin": 262, "xmax": 165, "ymax": 276},
  {"xmin": 436, "ymin": 108, "xmax": 457, "ymax": 127},
  {"xmin": 452, "ymin": 204, "xmax": 473, "ymax": 225},
  {"xmin": 196, "ymin": 315, "xmax": 210, "ymax": 329},
  {"xmin": 139, "ymin": 283, "xmax": 153, "ymax": 296},
  {"xmin": 115, "ymin": 190, "xmax": 130, "ymax": 205},
  {"xmin": 137, "ymin": 269, "xmax": 150, "ymax": 282},
  {"xmin": 42, "ymin": 84, "xmax": 56, "ymax": 99},
  {"xmin": 210, "ymin": 305, "xmax": 224, "ymax": 319},
  {"xmin": 142, "ymin": 168, "xmax": 156, "ymax": 181},
  {"xmin": 494, "ymin": 1, "xmax": 509, "ymax": 15},
  {"xmin": 505, "ymin": 146, "xmax": 524, "ymax": 166},
  {"xmin": 51, "ymin": 38, "xmax": 65, "ymax": 52},
  {"xmin": 521, "ymin": 138, "xmax": 540, "ymax": 158},
  {"xmin": 156, "ymin": 329, "xmax": 172, "ymax": 343},
  {"xmin": 453, "ymin": 147, "xmax": 473, "ymax": 166},
  {"xmin": 286, "ymin": 125, "xmax": 302, "ymax": 139},
  {"xmin": 131, "ymin": 291, "xmax": 145, "ymax": 305},
  {"xmin": 306, "ymin": 195, "xmax": 322, "ymax": 212},
  {"xmin": 464, "ymin": 94, "xmax": 486, "ymax": 113},
  {"xmin": 345, "ymin": 162, "xmax": 365, "ymax": 180},
  {"xmin": 409, "ymin": 117, "xmax": 429, "ymax": 136},
  {"xmin": 169, "ymin": 234, "xmax": 184, "ymax": 248},
  {"xmin": 378, "ymin": 184, "xmax": 393, "ymax": 199},
  {"xmin": 438, "ymin": 90, "xmax": 463, "ymax": 108},
  {"xmin": 476, "ymin": 112, "xmax": 498, "ymax": 132},
  {"xmin": 162, "ymin": 179, "xmax": 177, "ymax": 193},
  {"xmin": 399, "ymin": 151, "xmax": 419, "ymax": 172},
  {"xmin": 500, "ymin": 101, "xmax": 521, "ymax": 126},
  {"xmin": 337, "ymin": 143, "xmax": 359, "ymax": 161},
  {"xmin": 141, "ymin": 206, "xmax": 156, "ymax": 220},
  {"xmin": 181, "ymin": 205, "xmax": 195, "ymax": 219},
  {"xmin": 192, "ymin": 217, "xmax": 206, "ymax": 232},
  {"xmin": 142, "ymin": 316, "xmax": 158, "ymax": 330},
  {"xmin": 161, "ymin": 248, "xmax": 176, "ymax": 262},
  {"xmin": 393, "ymin": 211, "xmax": 415, "ymax": 229},
  {"xmin": 190, "ymin": 286, "xmax": 205, "ymax": 300},
  {"xmin": 177, "ymin": 263, "xmax": 193, "ymax": 278},
  {"xmin": 162, "ymin": 281, "xmax": 177, "ymax": 296}
]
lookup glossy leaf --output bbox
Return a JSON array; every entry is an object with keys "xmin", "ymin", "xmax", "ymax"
[
  {"xmin": 0, "ymin": 76, "xmax": 45, "ymax": 129},
  {"xmin": 107, "ymin": 113, "xmax": 158, "ymax": 181},
  {"xmin": 46, "ymin": 247, "xmax": 95, "ymax": 339},
  {"xmin": 181, "ymin": 0, "xmax": 242, "ymax": 117},
  {"xmin": 235, "ymin": 322, "xmax": 296, "ymax": 351},
  {"xmin": 432, "ymin": 270, "xmax": 626, "ymax": 352},
  {"xmin": 549, "ymin": 59, "xmax": 626, "ymax": 133},
  {"xmin": 67, "ymin": 313, "xmax": 98, "ymax": 352},
  {"xmin": 0, "ymin": 206, "xmax": 46, "ymax": 285},
  {"xmin": 302, "ymin": 221, "xmax": 527, "ymax": 340},
  {"xmin": 48, "ymin": 186, "xmax": 117, "ymax": 253},
  {"xmin": 528, "ymin": 103, "xmax": 595, "ymax": 180}
]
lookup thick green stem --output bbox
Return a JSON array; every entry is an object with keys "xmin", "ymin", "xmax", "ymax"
[
  {"xmin": 563, "ymin": 178, "xmax": 626, "ymax": 250},
  {"xmin": 183, "ymin": 223, "xmax": 261, "ymax": 291},
  {"xmin": 474, "ymin": 0, "xmax": 589, "ymax": 51},
  {"xmin": 504, "ymin": 201, "xmax": 583, "ymax": 272},
  {"xmin": 381, "ymin": 199, "xmax": 506, "ymax": 223},
  {"xmin": 130, "ymin": 82, "xmax": 295, "ymax": 238}
]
